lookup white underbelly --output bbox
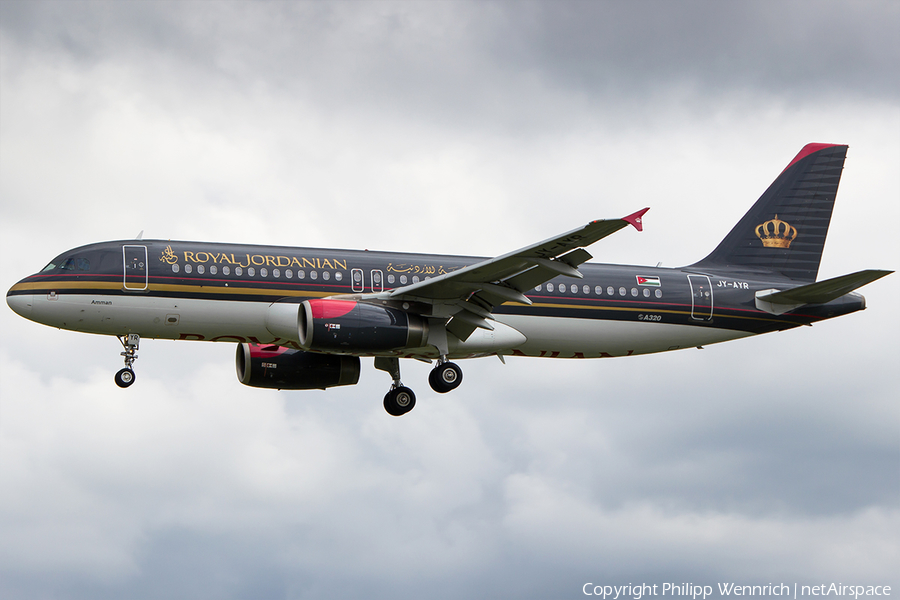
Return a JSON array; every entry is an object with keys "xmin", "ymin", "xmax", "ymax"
[
  {"xmin": 30, "ymin": 294, "xmax": 751, "ymax": 357},
  {"xmin": 495, "ymin": 314, "xmax": 750, "ymax": 358}
]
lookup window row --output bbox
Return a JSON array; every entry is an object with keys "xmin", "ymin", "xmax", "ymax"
[
  {"xmin": 536, "ymin": 282, "xmax": 663, "ymax": 299},
  {"xmin": 171, "ymin": 263, "xmax": 343, "ymax": 282},
  {"xmin": 168, "ymin": 261, "xmax": 661, "ymax": 299},
  {"xmin": 385, "ymin": 273, "xmax": 424, "ymax": 285}
]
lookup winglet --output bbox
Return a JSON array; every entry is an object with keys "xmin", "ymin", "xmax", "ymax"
[{"xmin": 622, "ymin": 208, "xmax": 649, "ymax": 232}]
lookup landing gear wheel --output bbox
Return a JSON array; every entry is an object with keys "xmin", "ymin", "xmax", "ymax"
[
  {"xmin": 384, "ymin": 386, "xmax": 416, "ymax": 416},
  {"xmin": 429, "ymin": 362, "xmax": 462, "ymax": 393},
  {"xmin": 115, "ymin": 368, "xmax": 136, "ymax": 388}
]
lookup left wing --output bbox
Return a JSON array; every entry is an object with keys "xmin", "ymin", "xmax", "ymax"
[{"xmin": 379, "ymin": 208, "xmax": 648, "ymax": 342}]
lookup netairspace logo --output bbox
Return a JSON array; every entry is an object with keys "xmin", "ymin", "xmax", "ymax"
[{"xmin": 582, "ymin": 583, "xmax": 893, "ymax": 600}]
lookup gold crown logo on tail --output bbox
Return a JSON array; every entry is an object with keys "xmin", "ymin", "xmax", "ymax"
[{"xmin": 755, "ymin": 215, "xmax": 797, "ymax": 248}]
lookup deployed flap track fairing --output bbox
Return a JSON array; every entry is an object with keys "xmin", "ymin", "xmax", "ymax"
[{"xmin": 6, "ymin": 144, "xmax": 892, "ymax": 416}]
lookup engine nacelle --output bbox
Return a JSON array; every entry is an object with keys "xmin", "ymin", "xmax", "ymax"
[
  {"xmin": 297, "ymin": 298, "xmax": 428, "ymax": 352},
  {"xmin": 236, "ymin": 343, "xmax": 360, "ymax": 390}
]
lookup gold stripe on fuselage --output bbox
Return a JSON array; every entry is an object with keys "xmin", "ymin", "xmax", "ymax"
[
  {"xmin": 10, "ymin": 281, "xmax": 790, "ymax": 326},
  {"xmin": 8, "ymin": 280, "xmax": 326, "ymax": 298}
]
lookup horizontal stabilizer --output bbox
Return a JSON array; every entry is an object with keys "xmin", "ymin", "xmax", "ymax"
[{"xmin": 755, "ymin": 269, "xmax": 892, "ymax": 314}]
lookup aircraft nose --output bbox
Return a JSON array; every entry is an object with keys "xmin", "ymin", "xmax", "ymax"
[{"xmin": 6, "ymin": 289, "xmax": 33, "ymax": 319}]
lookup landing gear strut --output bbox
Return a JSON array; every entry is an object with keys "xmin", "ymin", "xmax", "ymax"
[
  {"xmin": 115, "ymin": 333, "xmax": 139, "ymax": 388},
  {"xmin": 375, "ymin": 357, "xmax": 416, "ymax": 416},
  {"xmin": 429, "ymin": 357, "xmax": 462, "ymax": 394}
]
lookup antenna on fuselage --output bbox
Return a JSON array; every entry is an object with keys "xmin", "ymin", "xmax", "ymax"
[{"xmin": 135, "ymin": 230, "xmax": 144, "ymax": 240}]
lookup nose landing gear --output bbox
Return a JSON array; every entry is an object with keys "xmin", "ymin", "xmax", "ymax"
[{"xmin": 115, "ymin": 334, "xmax": 140, "ymax": 388}]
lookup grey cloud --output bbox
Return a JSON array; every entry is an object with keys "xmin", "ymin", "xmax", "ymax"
[
  {"xmin": 4, "ymin": 1, "xmax": 897, "ymax": 136},
  {"xmin": 1, "ymin": 2, "xmax": 898, "ymax": 599}
]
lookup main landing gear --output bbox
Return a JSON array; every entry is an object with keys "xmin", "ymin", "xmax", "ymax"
[
  {"xmin": 115, "ymin": 333, "xmax": 140, "ymax": 388},
  {"xmin": 374, "ymin": 356, "xmax": 463, "ymax": 416},
  {"xmin": 429, "ymin": 360, "xmax": 463, "ymax": 394}
]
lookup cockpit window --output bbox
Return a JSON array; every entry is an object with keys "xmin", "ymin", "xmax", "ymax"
[
  {"xmin": 41, "ymin": 262, "xmax": 57, "ymax": 272},
  {"xmin": 51, "ymin": 257, "xmax": 91, "ymax": 271}
]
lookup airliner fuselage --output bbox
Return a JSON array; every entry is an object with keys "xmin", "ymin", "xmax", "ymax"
[
  {"xmin": 5, "ymin": 144, "xmax": 892, "ymax": 415},
  {"xmin": 6, "ymin": 240, "xmax": 864, "ymax": 357}
]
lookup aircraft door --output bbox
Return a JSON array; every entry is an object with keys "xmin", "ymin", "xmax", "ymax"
[
  {"xmin": 351, "ymin": 268, "xmax": 364, "ymax": 293},
  {"xmin": 688, "ymin": 275, "xmax": 713, "ymax": 320},
  {"xmin": 123, "ymin": 245, "xmax": 148, "ymax": 290},
  {"xmin": 371, "ymin": 270, "xmax": 384, "ymax": 293}
]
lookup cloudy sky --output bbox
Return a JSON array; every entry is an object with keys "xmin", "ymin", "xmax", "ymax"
[{"xmin": 1, "ymin": 1, "xmax": 898, "ymax": 598}]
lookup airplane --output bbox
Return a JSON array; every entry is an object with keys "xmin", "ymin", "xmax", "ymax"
[{"xmin": 6, "ymin": 143, "xmax": 892, "ymax": 416}]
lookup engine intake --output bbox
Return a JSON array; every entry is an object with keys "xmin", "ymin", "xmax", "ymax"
[
  {"xmin": 297, "ymin": 298, "xmax": 427, "ymax": 352},
  {"xmin": 236, "ymin": 343, "xmax": 360, "ymax": 389}
]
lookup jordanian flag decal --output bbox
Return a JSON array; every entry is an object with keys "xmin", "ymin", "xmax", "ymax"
[{"xmin": 636, "ymin": 275, "xmax": 661, "ymax": 287}]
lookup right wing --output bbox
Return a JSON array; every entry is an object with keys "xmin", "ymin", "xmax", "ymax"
[{"xmin": 381, "ymin": 208, "xmax": 649, "ymax": 341}]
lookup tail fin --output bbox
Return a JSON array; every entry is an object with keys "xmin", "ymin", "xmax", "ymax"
[{"xmin": 692, "ymin": 143, "xmax": 848, "ymax": 282}]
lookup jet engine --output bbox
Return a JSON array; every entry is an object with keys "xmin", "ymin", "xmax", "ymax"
[
  {"xmin": 296, "ymin": 298, "xmax": 428, "ymax": 352},
  {"xmin": 236, "ymin": 343, "xmax": 360, "ymax": 389}
]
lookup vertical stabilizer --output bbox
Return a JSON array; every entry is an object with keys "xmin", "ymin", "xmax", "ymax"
[{"xmin": 692, "ymin": 143, "xmax": 848, "ymax": 282}]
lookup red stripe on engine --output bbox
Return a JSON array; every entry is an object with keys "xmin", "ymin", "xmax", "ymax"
[{"xmin": 309, "ymin": 298, "xmax": 357, "ymax": 319}]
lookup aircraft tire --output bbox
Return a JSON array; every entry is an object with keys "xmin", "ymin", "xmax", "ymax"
[
  {"xmin": 115, "ymin": 368, "xmax": 136, "ymax": 388},
  {"xmin": 384, "ymin": 386, "xmax": 416, "ymax": 416},
  {"xmin": 429, "ymin": 362, "xmax": 462, "ymax": 394}
]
